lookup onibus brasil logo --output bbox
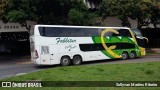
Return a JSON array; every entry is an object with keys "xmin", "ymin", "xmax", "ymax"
[{"xmin": 1, "ymin": 82, "xmax": 42, "ymax": 87}]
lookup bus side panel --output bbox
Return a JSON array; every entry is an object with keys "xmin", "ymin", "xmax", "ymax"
[
  {"xmin": 97, "ymin": 51, "xmax": 111, "ymax": 60},
  {"xmin": 50, "ymin": 45, "xmax": 60, "ymax": 65},
  {"xmin": 83, "ymin": 51, "xmax": 98, "ymax": 61},
  {"xmin": 59, "ymin": 44, "xmax": 83, "ymax": 59}
]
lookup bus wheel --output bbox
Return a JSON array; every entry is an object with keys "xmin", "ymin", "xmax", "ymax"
[
  {"xmin": 130, "ymin": 51, "xmax": 136, "ymax": 59},
  {"xmin": 122, "ymin": 52, "xmax": 129, "ymax": 60},
  {"xmin": 60, "ymin": 56, "xmax": 71, "ymax": 66},
  {"xmin": 72, "ymin": 56, "xmax": 82, "ymax": 65}
]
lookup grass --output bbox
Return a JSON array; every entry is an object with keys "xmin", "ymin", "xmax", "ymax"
[{"xmin": 0, "ymin": 62, "xmax": 160, "ymax": 90}]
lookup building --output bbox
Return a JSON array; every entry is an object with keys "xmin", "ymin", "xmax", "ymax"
[{"xmin": 0, "ymin": 21, "xmax": 35, "ymax": 53}]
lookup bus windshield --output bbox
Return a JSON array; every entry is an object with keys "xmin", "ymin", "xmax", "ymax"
[
  {"xmin": 131, "ymin": 28, "xmax": 145, "ymax": 48},
  {"xmin": 131, "ymin": 29, "xmax": 143, "ymax": 38}
]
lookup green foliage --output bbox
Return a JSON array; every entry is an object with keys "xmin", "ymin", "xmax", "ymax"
[
  {"xmin": 68, "ymin": 8, "xmax": 99, "ymax": 26},
  {"xmin": 0, "ymin": 0, "xmax": 100, "ymax": 30},
  {"xmin": 0, "ymin": 0, "xmax": 9, "ymax": 19},
  {"xmin": 0, "ymin": 0, "xmax": 159, "ymax": 29},
  {"xmin": 68, "ymin": 9, "xmax": 84, "ymax": 25},
  {"xmin": 68, "ymin": 0, "xmax": 99, "ymax": 26},
  {"xmin": 99, "ymin": 0, "xmax": 160, "ymax": 28},
  {"xmin": 0, "ymin": 0, "xmax": 39, "ymax": 29}
]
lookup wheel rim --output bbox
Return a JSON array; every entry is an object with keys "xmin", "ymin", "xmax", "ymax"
[
  {"xmin": 62, "ymin": 58, "xmax": 69, "ymax": 65},
  {"xmin": 122, "ymin": 53, "xmax": 128, "ymax": 59},
  {"xmin": 74, "ymin": 58, "xmax": 80, "ymax": 64},
  {"xmin": 130, "ymin": 52, "xmax": 135, "ymax": 59},
  {"xmin": 73, "ymin": 56, "xmax": 82, "ymax": 65}
]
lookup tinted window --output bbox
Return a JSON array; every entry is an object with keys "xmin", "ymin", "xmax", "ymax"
[
  {"xmin": 39, "ymin": 27, "xmax": 55, "ymax": 37},
  {"xmin": 39, "ymin": 27, "xmax": 71, "ymax": 37},
  {"xmin": 136, "ymin": 38, "xmax": 145, "ymax": 48},
  {"xmin": 83, "ymin": 28, "xmax": 99, "ymax": 36},
  {"xmin": 54, "ymin": 28, "xmax": 71, "ymax": 37},
  {"xmin": 131, "ymin": 29, "xmax": 143, "ymax": 38},
  {"xmin": 112, "ymin": 29, "xmax": 132, "ymax": 37},
  {"xmin": 71, "ymin": 28, "xmax": 84, "ymax": 37},
  {"xmin": 79, "ymin": 43, "xmax": 135, "ymax": 51},
  {"xmin": 39, "ymin": 27, "xmax": 131, "ymax": 37},
  {"xmin": 39, "ymin": 27, "xmax": 100, "ymax": 37}
]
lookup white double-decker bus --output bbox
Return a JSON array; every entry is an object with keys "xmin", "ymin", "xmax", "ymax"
[{"xmin": 30, "ymin": 25, "xmax": 146, "ymax": 66}]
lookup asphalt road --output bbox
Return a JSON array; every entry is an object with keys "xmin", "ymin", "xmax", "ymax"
[{"xmin": 0, "ymin": 55, "xmax": 160, "ymax": 79}]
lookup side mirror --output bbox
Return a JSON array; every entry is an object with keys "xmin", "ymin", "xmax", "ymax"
[{"xmin": 142, "ymin": 37, "xmax": 149, "ymax": 43}]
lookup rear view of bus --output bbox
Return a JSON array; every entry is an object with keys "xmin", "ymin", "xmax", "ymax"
[{"xmin": 30, "ymin": 26, "xmax": 40, "ymax": 64}]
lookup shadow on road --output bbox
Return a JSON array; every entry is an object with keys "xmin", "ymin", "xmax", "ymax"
[
  {"xmin": 34, "ymin": 58, "xmax": 135, "ymax": 69},
  {"xmin": 35, "ymin": 57, "xmax": 146, "ymax": 69},
  {"xmin": 0, "ymin": 53, "xmax": 31, "ymax": 64},
  {"xmin": 35, "ymin": 65, "xmax": 60, "ymax": 69}
]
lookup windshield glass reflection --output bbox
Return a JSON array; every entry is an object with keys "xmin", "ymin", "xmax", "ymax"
[
  {"xmin": 131, "ymin": 29, "xmax": 145, "ymax": 48},
  {"xmin": 131, "ymin": 28, "xmax": 143, "ymax": 38}
]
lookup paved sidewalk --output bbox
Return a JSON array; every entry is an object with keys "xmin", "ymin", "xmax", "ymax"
[
  {"xmin": 0, "ymin": 55, "xmax": 31, "ymax": 65},
  {"xmin": 0, "ymin": 52, "xmax": 159, "ymax": 65},
  {"xmin": 146, "ymin": 48, "xmax": 160, "ymax": 54}
]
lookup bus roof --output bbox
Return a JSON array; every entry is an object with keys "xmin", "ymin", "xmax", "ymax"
[{"xmin": 34, "ymin": 25, "xmax": 130, "ymax": 29}]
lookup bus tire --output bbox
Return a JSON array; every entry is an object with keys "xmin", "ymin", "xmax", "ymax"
[
  {"xmin": 72, "ymin": 55, "xmax": 82, "ymax": 65},
  {"xmin": 122, "ymin": 52, "xmax": 129, "ymax": 60},
  {"xmin": 130, "ymin": 51, "xmax": 136, "ymax": 59},
  {"xmin": 60, "ymin": 56, "xmax": 71, "ymax": 66}
]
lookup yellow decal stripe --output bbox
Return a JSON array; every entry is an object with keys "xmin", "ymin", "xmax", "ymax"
[
  {"xmin": 101, "ymin": 28, "xmax": 121, "ymax": 58},
  {"xmin": 128, "ymin": 29, "xmax": 145, "ymax": 56},
  {"xmin": 128, "ymin": 29, "xmax": 137, "ymax": 45}
]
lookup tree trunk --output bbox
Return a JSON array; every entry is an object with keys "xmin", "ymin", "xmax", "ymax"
[{"xmin": 21, "ymin": 21, "xmax": 31, "ymax": 31}]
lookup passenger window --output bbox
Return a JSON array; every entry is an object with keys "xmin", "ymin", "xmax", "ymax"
[
  {"xmin": 84, "ymin": 28, "xmax": 99, "ymax": 36},
  {"xmin": 45, "ymin": 27, "xmax": 55, "ymax": 37},
  {"xmin": 71, "ymin": 28, "xmax": 84, "ymax": 37},
  {"xmin": 120, "ymin": 29, "xmax": 132, "ymax": 37},
  {"xmin": 39, "ymin": 27, "xmax": 71, "ymax": 37},
  {"xmin": 112, "ymin": 29, "xmax": 132, "ymax": 37},
  {"xmin": 54, "ymin": 28, "xmax": 71, "ymax": 37}
]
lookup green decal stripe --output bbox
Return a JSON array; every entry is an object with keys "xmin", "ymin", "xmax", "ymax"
[
  {"xmin": 92, "ymin": 37, "xmax": 116, "ymax": 59},
  {"xmin": 92, "ymin": 36, "xmax": 140, "ymax": 59}
]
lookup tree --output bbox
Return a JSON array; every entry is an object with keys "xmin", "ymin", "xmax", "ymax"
[
  {"xmin": 145, "ymin": 0, "xmax": 160, "ymax": 28},
  {"xmin": 68, "ymin": 0, "xmax": 100, "ymax": 26},
  {"xmin": 0, "ymin": 0, "xmax": 78, "ymax": 30},
  {"xmin": 0, "ymin": 0, "xmax": 40, "ymax": 30},
  {"xmin": 0, "ymin": 0, "xmax": 100, "ymax": 30},
  {"xmin": 128, "ymin": 0, "xmax": 160, "ymax": 28},
  {"xmin": 0, "ymin": 0, "xmax": 9, "ymax": 21},
  {"xmin": 99, "ymin": 0, "xmax": 132, "ymax": 27},
  {"xmin": 68, "ymin": 9, "xmax": 99, "ymax": 26},
  {"xmin": 99, "ymin": 0, "xmax": 160, "ymax": 29}
]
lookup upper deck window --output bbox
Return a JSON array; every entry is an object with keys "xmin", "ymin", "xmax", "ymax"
[{"xmin": 38, "ymin": 27, "xmax": 99, "ymax": 37}]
